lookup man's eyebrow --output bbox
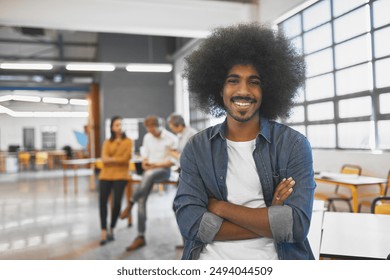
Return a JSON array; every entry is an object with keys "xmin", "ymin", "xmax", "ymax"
[{"xmin": 225, "ymin": 74, "xmax": 261, "ymax": 79}]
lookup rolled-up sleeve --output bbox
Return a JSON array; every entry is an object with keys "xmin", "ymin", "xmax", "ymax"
[{"xmin": 268, "ymin": 205, "xmax": 293, "ymax": 242}]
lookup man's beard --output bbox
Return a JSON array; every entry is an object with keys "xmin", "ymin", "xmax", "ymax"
[{"xmin": 226, "ymin": 106, "xmax": 260, "ymax": 123}]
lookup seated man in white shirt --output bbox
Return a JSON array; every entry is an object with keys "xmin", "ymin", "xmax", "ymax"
[{"xmin": 125, "ymin": 115, "xmax": 178, "ymax": 251}]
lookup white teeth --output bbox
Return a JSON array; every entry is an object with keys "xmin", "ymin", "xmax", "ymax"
[{"xmin": 234, "ymin": 101, "xmax": 250, "ymax": 107}]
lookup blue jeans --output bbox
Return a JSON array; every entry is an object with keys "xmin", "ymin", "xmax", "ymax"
[{"xmin": 132, "ymin": 167, "xmax": 170, "ymax": 235}]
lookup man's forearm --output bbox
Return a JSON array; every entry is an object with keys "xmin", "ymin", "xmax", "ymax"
[
  {"xmin": 209, "ymin": 200, "xmax": 273, "ymax": 238},
  {"xmin": 214, "ymin": 220, "xmax": 260, "ymax": 241}
]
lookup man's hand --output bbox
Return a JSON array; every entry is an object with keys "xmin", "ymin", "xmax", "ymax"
[{"xmin": 272, "ymin": 177, "xmax": 295, "ymax": 205}]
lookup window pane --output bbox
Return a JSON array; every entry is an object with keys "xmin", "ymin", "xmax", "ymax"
[
  {"xmin": 373, "ymin": 0, "xmax": 390, "ymax": 28},
  {"xmin": 378, "ymin": 120, "xmax": 390, "ymax": 149},
  {"xmin": 374, "ymin": 27, "xmax": 390, "ymax": 58},
  {"xmin": 306, "ymin": 48, "xmax": 333, "ymax": 77},
  {"xmin": 286, "ymin": 105, "xmax": 304, "ymax": 123},
  {"xmin": 303, "ymin": 0, "xmax": 331, "ymax": 31},
  {"xmin": 303, "ymin": 23, "xmax": 332, "ymax": 54},
  {"xmin": 291, "ymin": 36, "xmax": 303, "ymax": 55},
  {"xmin": 338, "ymin": 96, "xmax": 372, "ymax": 118},
  {"xmin": 306, "ymin": 73, "xmax": 334, "ymax": 101},
  {"xmin": 335, "ymin": 34, "xmax": 371, "ymax": 69},
  {"xmin": 307, "ymin": 102, "xmax": 334, "ymax": 121},
  {"xmin": 338, "ymin": 122, "xmax": 371, "ymax": 149},
  {"xmin": 375, "ymin": 58, "xmax": 390, "ymax": 88},
  {"xmin": 379, "ymin": 93, "xmax": 390, "ymax": 114},
  {"xmin": 334, "ymin": 6, "xmax": 370, "ymax": 43},
  {"xmin": 336, "ymin": 63, "xmax": 373, "ymax": 95},
  {"xmin": 280, "ymin": 14, "xmax": 302, "ymax": 38},
  {"xmin": 294, "ymin": 87, "xmax": 304, "ymax": 103},
  {"xmin": 290, "ymin": 125, "xmax": 306, "ymax": 136},
  {"xmin": 307, "ymin": 124, "xmax": 336, "ymax": 148},
  {"xmin": 333, "ymin": 0, "xmax": 368, "ymax": 17}
]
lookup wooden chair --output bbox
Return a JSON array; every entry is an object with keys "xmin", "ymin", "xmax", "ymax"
[
  {"xmin": 360, "ymin": 170, "xmax": 389, "ymax": 212},
  {"xmin": 18, "ymin": 152, "xmax": 31, "ymax": 171},
  {"xmin": 35, "ymin": 151, "xmax": 49, "ymax": 169},
  {"xmin": 371, "ymin": 196, "xmax": 390, "ymax": 214},
  {"xmin": 315, "ymin": 164, "xmax": 362, "ymax": 212}
]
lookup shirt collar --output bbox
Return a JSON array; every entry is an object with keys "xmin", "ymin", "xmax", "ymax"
[{"xmin": 209, "ymin": 116, "xmax": 272, "ymax": 144}]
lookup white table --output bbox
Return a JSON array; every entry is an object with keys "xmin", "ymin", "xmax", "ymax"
[
  {"xmin": 307, "ymin": 200, "xmax": 326, "ymax": 260},
  {"xmin": 315, "ymin": 172, "xmax": 387, "ymax": 212},
  {"xmin": 320, "ymin": 212, "xmax": 390, "ymax": 259}
]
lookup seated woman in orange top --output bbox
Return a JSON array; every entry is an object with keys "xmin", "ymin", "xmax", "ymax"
[{"xmin": 98, "ymin": 116, "xmax": 133, "ymax": 245}]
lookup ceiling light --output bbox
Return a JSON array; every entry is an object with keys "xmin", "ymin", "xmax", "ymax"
[
  {"xmin": 12, "ymin": 95, "xmax": 41, "ymax": 102},
  {"xmin": 0, "ymin": 63, "xmax": 53, "ymax": 70},
  {"xmin": 126, "ymin": 63, "xmax": 172, "ymax": 73},
  {"xmin": 0, "ymin": 104, "xmax": 88, "ymax": 118},
  {"xmin": 0, "ymin": 95, "xmax": 12, "ymax": 102},
  {"xmin": 70, "ymin": 99, "xmax": 88, "ymax": 106},
  {"xmin": 66, "ymin": 63, "xmax": 115, "ymax": 72},
  {"xmin": 42, "ymin": 97, "xmax": 68, "ymax": 105}
]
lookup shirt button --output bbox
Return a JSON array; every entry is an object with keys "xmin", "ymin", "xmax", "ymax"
[{"xmin": 220, "ymin": 176, "xmax": 223, "ymax": 180}]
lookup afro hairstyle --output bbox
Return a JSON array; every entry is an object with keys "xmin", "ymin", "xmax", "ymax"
[{"xmin": 183, "ymin": 23, "xmax": 306, "ymax": 120}]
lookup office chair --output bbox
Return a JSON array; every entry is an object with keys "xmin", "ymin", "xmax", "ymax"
[{"xmin": 315, "ymin": 164, "xmax": 362, "ymax": 212}]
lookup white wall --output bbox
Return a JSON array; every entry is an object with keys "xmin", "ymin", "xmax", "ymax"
[
  {"xmin": 0, "ymin": 115, "xmax": 87, "ymax": 151},
  {"xmin": 313, "ymin": 149, "xmax": 390, "ymax": 178}
]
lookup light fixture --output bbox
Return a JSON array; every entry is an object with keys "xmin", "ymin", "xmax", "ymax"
[
  {"xmin": 0, "ymin": 95, "xmax": 12, "ymax": 102},
  {"xmin": 11, "ymin": 95, "xmax": 41, "ymax": 102},
  {"xmin": 70, "ymin": 99, "xmax": 88, "ymax": 106},
  {"xmin": 0, "ymin": 63, "xmax": 53, "ymax": 70},
  {"xmin": 42, "ymin": 97, "xmax": 68, "ymax": 105},
  {"xmin": 126, "ymin": 63, "xmax": 172, "ymax": 73},
  {"xmin": 66, "ymin": 63, "xmax": 115, "ymax": 72},
  {"xmin": 0, "ymin": 104, "xmax": 88, "ymax": 118}
]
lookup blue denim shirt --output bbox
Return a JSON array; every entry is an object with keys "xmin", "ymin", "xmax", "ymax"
[{"xmin": 173, "ymin": 117, "xmax": 316, "ymax": 260}]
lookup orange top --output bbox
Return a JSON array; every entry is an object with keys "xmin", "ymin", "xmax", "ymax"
[{"xmin": 99, "ymin": 137, "xmax": 133, "ymax": 181}]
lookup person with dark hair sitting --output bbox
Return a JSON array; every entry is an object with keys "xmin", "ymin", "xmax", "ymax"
[
  {"xmin": 173, "ymin": 23, "xmax": 316, "ymax": 260},
  {"xmin": 98, "ymin": 116, "xmax": 133, "ymax": 245}
]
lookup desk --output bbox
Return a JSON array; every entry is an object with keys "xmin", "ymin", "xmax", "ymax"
[
  {"xmin": 62, "ymin": 158, "xmax": 96, "ymax": 193},
  {"xmin": 315, "ymin": 172, "xmax": 387, "ymax": 212},
  {"xmin": 0, "ymin": 152, "xmax": 6, "ymax": 173},
  {"xmin": 320, "ymin": 212, "xmax": 390, "ymax": 259},
  {"xmin": 307, "ymin": 200, "xmax": 326, "ymax": 260},
  {"xmin": 47, "ymin": 150, "xmax": 66, "ymax": 169}
]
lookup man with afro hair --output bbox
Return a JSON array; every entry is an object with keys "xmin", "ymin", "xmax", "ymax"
[{"xmin": 173, "ymin": 23, "xmax": 316, "ymax": 260}]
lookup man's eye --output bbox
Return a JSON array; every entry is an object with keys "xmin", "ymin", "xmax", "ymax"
[
  {"xmin": 250, "ymin": 80, "xmax": 261, "ymax": 86},
  {"xmin": 226, "ymin": 79, "xmax": 238, "ymax": 84}
]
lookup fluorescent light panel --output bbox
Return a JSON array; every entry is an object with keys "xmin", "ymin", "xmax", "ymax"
[
  {"xmin": 126, "ymin": 63, "xmax": 172, "ymax": 73},
  {"xmin": 66, "ymin": 63, "xmax": 115, "ymax": 71},
  {"xmin": 12, "ymin": 95, "xmax": 41, "ymax": 102},
  {"xmin": 42, "ymin": 97, "xmax": 68, "ymax": 105},
  {"xmin": 0, "ymin": 63, "xmax": 53, "ymax": 70},
  {"xmin": 70, "ymin": 99, "xmax": 88, "ymax": 106},
  {"xmin": 0, "ymin": 105, "xmax": 88, "ymax": 118}
]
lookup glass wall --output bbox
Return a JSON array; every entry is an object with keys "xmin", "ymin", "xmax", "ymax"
[{"xmin": 279, "ymin": 0, "xmax": 390, "ymax": 150}]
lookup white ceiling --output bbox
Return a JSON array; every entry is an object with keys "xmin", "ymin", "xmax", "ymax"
[{"xmin": 0, "ymin": 0, "xmax": 257, "ymax": 38}]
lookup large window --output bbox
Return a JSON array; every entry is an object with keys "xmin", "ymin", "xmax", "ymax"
[{"xmin": 279, "ymin": 0, "xmax": 390, "ymax": 150}]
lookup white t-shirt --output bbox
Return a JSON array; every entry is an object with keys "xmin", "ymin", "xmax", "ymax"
[
  {"xmin": 199, "ymin": 138, "xmax": 278, "ymax": 260},
  {"xmin": 142, "ymin": 129, "xmax": 178, "ymax": 164}
]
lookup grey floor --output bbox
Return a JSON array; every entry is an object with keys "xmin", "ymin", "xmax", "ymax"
[{"xmin": 0, "ymin": 169, "xmax": 183, "ymax": 260}]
